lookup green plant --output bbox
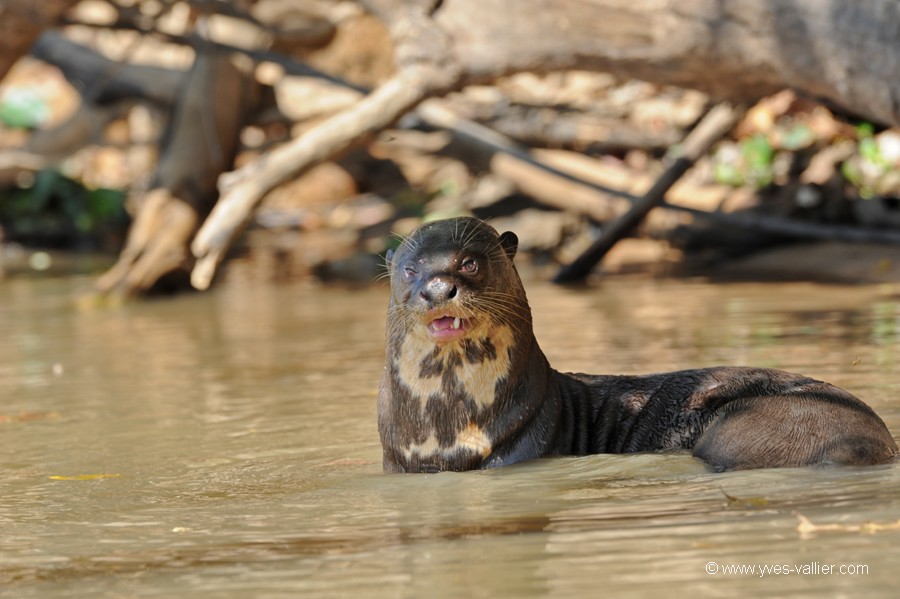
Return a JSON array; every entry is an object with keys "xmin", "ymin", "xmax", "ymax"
[{"xmin": 0, "ymin": 169, "xmax": 128, "ymax": 248}]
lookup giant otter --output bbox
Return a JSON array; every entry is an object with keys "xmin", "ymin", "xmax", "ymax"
[{"xmin": 378, "ymin": 216, "xmax": 898, "ymax": 473}]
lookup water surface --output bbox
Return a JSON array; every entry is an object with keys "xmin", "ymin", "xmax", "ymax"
[{"xmin": 2, "ymin": 272, "xmax": 899, "ymax": 597}]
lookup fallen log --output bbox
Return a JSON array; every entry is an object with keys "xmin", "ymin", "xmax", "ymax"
[{"xmin": 10, "ymin": 0, "xmax": 900, "ymax": 292}]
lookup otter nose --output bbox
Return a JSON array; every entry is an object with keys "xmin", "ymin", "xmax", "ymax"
[{"xmin": 420, "ymin": 275, "xmax": 458, "ymax": 305}]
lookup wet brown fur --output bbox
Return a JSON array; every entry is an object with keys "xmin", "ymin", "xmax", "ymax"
[{"xmin": 378, "ymin": 217, "xmax": 898, "ymax": 473}]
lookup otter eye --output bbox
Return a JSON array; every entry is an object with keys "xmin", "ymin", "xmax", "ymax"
[
  {"xmin": 459, "ymin": 258, "xmax": 478, "ymax": 274},
  {"xmin": 402, "ymin": 265, "xmax": 417, "ymax": 279}
]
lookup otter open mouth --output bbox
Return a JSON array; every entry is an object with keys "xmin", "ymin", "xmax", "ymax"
[{"xmin": 428, "ymin": 315, "xmax": 468, "ymax": 342}]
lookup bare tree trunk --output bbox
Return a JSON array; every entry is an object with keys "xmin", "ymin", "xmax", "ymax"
[{"xmin": 0, "ymin": 0, "xmax": 81, "ymax": 80}]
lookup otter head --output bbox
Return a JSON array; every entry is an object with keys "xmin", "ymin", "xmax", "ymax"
[
  {"xmin": 385, "ymin": 216, "xmax": 525, "ymax": 346},
  {"xmin": 380, "ymin": 217, "xmax": 534, "ymax": 472}
]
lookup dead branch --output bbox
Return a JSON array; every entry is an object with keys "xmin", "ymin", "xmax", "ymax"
[
  {"xmin": 190, "ymin": 1, "xmax": 462, "ymax": 290},
  {"xmin": 554, "ymin": 103, "xmax": 744, "ymax": 282},
  {"xmin": 32, "ymin": 31, "xmax": 184, "ymax": 106},
  {"xmin": 190, "ymin": 68, "xmax": 449, "ymax": 289},
  {"xmin": 96, "ymin": 45, "xmax": 259, "ymax": 298},
  {"xmin": 484, "ymin": 106, "xmax": 683, "ymax": 153},
  {"xmin": 14, "ymin": 0, "xmax": 900, "ymax": 294},
  {"xmin": 418, "ymin": 101, "xmax": 633, "ymax": 220},
  {"xmin": 190, "ymin": 0, "xmax": 900, "ymax": 289},
  {"xmin": 37, "ymin": 27, "xmax": 364, "ymax": 92},
  {"xmin": 26, "ymin": 101, "xmax": 134, "ymax": 160},
  {"xmin": 676, "ymin": 205, "xmax": 900, "ymax": 246},
  {"xmin": 94, "ymin": 188, "xmax": 199, "ymax": 294},
  {"xmin": 414, "ymin": 101, "xmax": 900, "ymax": 251}
]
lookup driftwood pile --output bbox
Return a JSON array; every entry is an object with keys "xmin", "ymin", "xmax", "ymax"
[{"xmin": 3, "ymin": 1, "xmax": 900, "ymax": 293}]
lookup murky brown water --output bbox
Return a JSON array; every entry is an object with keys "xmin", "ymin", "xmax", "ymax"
[{"xmin": 3, "ymin": 271, "xmax": 900, "ymax": 597}]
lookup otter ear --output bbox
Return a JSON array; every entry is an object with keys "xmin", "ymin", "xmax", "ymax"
[
  {"xmin": 385, "ymin": 248, "xmax": 395, "ymax": 267},
  {"xmin": 499, "ymin": 231, "xmax": 518, "ymax": 260}
]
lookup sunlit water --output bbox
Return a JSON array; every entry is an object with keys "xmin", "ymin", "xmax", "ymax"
[{"xmin": 2, "ymin": 271, "xmax": 900, "ymax": 598}]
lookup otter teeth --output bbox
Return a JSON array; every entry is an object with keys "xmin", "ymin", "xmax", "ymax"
[{"xmin": 429, "ymin": 315, "xmax": 465, "ymax": 335}]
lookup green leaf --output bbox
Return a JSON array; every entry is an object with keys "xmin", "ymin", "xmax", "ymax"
[
  {"xmin": 713, "ymin": 162, "xmax": 744, "ymax": 187},
  {"xmin": 859, "ymin": 137, "xmax": 884, "ymax": 165},
  {"xmin": 856, "ymin": 122, "xmax": 875, "ymax": 139},
  {"xmin": 86, "ymin": 188, "xmax": 126, "ymax": 220},
  {"xmin": 781, "ymin": 123, "xmax": 815, "ymax": 151},
  {"xmin": 841, "ymin": 160, "xmax": 862, "ymax": 187},
  {"xmin": 742, "ymin": 134, "xmax": 774, "ymax": 169},
  {"xmin": 0, "ymin": 89, "xmax": 49, "ymax": 128}
]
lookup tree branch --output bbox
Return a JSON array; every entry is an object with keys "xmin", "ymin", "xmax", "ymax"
[
  {"xmin": 554, "ymin": 103, "xmax": 744, "ymax": 282},
  {"xmin": 190, "ymin": 66, "xmax": 456, "ymax": 289},
  {"xmin": 411, "ymin": 101, "xmax": 900, "ymax": 254},
  {"xmin": 190, "ymin": 2, "xmax": 462, "ymax": 289}
]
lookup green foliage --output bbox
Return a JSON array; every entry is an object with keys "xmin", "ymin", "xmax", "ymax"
[
  {"xmin": 436, "ymin": 179, "xmax": 459, "ymax": 199},
  {"xmin": 841, "ymin": 158, "xmax": 864, "ymax": 192},
  {"xmin": 840, "ymin": 122, "xmax": 899, "ymax": 199},
  {"xmin": 780, "ymin": 122, "xmax": 815, "ymax": 151},
  {"xmin": 856, "ymin": 122, "xmax": 876, "ymax": 138},
  {"xmin": 0, "ymin": 169, "xmax": 128, "ymax": 249},
  {"xmin": 741, "ymin": 134, "xmax": 775, "ymax": 187},
  {"xmin": 713, "ymin": 134, "xmax": 775, "ymax": 188},
  {"xmin": 0, "ymin": 89, "xmax": 49, "ymax": 128},
  {"xmin": 712, "ymin": 158, "xmax": 743, "ymax": 187},
  {"xmin": 391, "ymin": 188, "xmax": 429, "ymax": 213},
  {"xmin": 858, "ymin": 139, "xmax": 887, "ymax": 167}
]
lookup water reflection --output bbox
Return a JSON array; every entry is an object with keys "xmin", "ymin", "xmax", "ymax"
[{"xmin": 1, "ymin": 274, "xmax": 899, "ymax": 597}]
